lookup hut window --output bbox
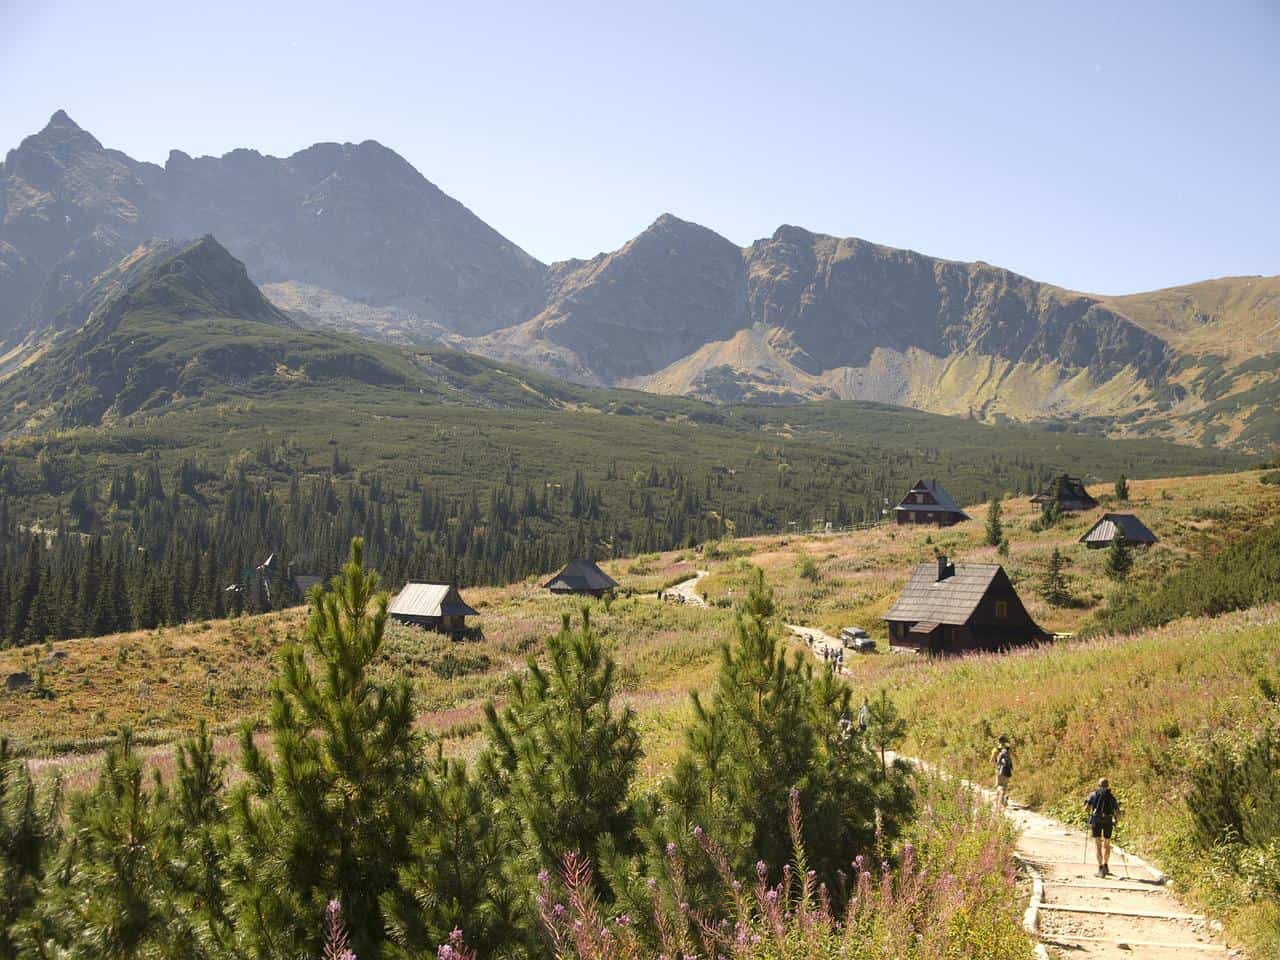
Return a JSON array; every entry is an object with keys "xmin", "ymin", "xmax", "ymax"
[{"xmin": 995, "ymin": 601, "xmax": 1008, "ymax": 618}]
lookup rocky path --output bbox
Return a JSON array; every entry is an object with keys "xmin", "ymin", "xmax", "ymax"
[
  {"xmin": 1010, "ymin": 802, "xmax": 1234, "ymax": 959},
  {"xmin": 666, "ymin": 570, "xmax": 709, "ymax": 607},
  {"xmin": 901, "ymin": 755, "xmax": 1236, "ymax": 959}
]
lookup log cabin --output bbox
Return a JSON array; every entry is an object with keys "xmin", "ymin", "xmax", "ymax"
[{"xmin": 884, "ymin": 555, "xmax": 1050, "ymax": 654}]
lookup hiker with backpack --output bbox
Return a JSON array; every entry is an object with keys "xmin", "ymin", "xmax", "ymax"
[
  {"xmin": 1084, "ymin": 778, "xmax": 1121, "ymax": 877},
  {"xmin": 990, "ymin": 736, "xmax": 1013, "ymax": 809}
]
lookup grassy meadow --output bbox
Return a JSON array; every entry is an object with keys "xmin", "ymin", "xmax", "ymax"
[
  {"xmin": 5, "ymin": 470, "xmax": 1276, "ymax": 760},
  {"xmin": 3, "ymin": 468, "xmax": 1278, "ymax": 951}
]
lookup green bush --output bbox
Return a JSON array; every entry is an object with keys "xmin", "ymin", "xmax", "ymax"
[{"xmin": 1086, "ymin": 519, "xmax": 1280, "ymax": 635}]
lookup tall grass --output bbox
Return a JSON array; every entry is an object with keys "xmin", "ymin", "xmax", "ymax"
[{"xmin": 537, "ymin": 776, "xmax": 1032, "ymax": 960}]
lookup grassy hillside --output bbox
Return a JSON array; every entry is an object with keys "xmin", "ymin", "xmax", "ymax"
[
  {"xmin": 1099, "ymin": 275, "xmax": 1280, "ymax": 363},
  {"xmin": 5, "ymin": 469, "xmax": 1278, "ymax": 953},
  {"xmin": 7, "ymin": 470, "xmax": 1275, "ymax": 758}
]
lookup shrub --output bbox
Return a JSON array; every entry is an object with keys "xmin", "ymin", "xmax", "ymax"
[{"xmin": 429, "ymin": 651, "xmax": 492, "ymax": 679}]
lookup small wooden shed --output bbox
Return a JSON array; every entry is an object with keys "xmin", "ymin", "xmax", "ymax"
[
  {"xmin": 883, "ymin": 556, "xmax": 1049, "ymax": 654},
  {"xmin": 388, "ymin": 582, "xmax": 478, "ymax": 635},
  {"xmin": 1031, "ymin": 475, "xmax": 1099, "ymax": 512},
  {"xmin": 1079, "ymin": 513, "xmax": 1158, "ymax": 549},
  {"xmin": 543, "ymin": 558, "xmax": 619, "ymax": 597},
  {"xmin": 893, "ymin": 479, "xmax": 971, "ymax": 527}
]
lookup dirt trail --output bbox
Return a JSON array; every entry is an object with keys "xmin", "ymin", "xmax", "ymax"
[
  {"xmin": 1011, "ymin": 801, "xmax": 1234, "ymax": 959},
  {"xmin": 666, "ymin": 570, "xmax": 708, "ymax": 607},
  {"xmin": 906, "ymin": 756, "xmax": 1236, "ymax": 959}
]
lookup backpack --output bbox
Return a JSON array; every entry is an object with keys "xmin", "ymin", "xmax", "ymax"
[
  {"xmin": 997, "ymin": 748, "xmax": 1013, "ymax": 777},
  {"xmin": 1092, "ymin": 789, "xmax": 1117, "ymax": 820}
]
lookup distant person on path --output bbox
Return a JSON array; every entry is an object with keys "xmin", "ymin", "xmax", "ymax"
[
  {"xmin": 990, "ymin": 736, "xmax": 1013, "ymax": 809},
  {"xmin": 858, "ymin": 697, "xmax": 869, "ymax": 733},
  {"xmin": 1085, "ymin": 778, "xmax": 1121, "ymax": 877}
]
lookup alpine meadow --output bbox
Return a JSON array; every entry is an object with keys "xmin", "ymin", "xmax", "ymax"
[{"xmin": 2, "ymin": 6, "xmax": 1280, "ymax": 960}]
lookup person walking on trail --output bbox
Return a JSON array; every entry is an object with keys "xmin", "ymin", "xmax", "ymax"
[
  {"xmin": 990, "ymin": 736, "xmax": 1014, "ymax": 809},
  {"xmin": 858, "ymin": 697, "xmax": 869, "ymax": 733},
  {"xmin": 1085, "ymin": 778, "xmax": 1121, "ymax": 877}
]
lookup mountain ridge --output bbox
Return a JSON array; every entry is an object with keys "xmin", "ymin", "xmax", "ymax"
[{"xmin": 3, "ymin": 112, "xmax": 1278, "ymax": 451}]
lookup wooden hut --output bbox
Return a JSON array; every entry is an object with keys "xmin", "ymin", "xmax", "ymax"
[
  {"xmin": 388, "ymin": 582, "xmax": 478, "ymax": 635},
  {"xmin": 883, "ymin": 556, "xmax": 1050, "ymax": 654},
  {"xmin": 543, "ymin": 558, "xmax": 619, "ymax": 597},
  {"xmin": 1079, "ymin": 513, "xmax": 1158, "ymax": 549},
  {"xmin": 892, "ymin": 479, "xmax": 970, "ymax": 527},
  {"xmin": 1031, "ymin": 475, "xmax": 1099, "ymax": 512}
]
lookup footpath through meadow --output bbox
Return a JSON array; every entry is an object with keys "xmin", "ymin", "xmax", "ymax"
[{"xmin": 788, "ymin": 626, "xmax": 1237, "ymax": 959}]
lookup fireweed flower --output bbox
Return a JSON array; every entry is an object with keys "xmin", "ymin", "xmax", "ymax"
[
  {"xmin": 693, "ymin": 825, "xmax": 704, "ymax": 839},
  {"xmin": 756, "ymin": 860, "xmax": 767, "ymax": 877}
]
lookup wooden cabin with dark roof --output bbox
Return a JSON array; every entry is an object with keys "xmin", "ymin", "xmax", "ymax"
[
  {"xmin": 883, "ymin": 556, "xmax": 1050, "ymax": 654},
  {"xmin": 388, "ymin": 582, "xmax": 478, "ymax": 635},
  {"xmin": 1079, "ymin": 513, "xmax": 1158, "ymax": 549},
  {"xmin": 893, "ymin": 479, "xmax": 971, "ymax": 527},
  {"xmin": 1031, "ymin": 474, "xmax": 1099, "ymax": 512},
  {"xmin": 543, "ymin": 558, "xmax": 619, "ymax": 597}
]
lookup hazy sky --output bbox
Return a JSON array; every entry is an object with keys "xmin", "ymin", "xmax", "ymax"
[{"xmin": 3, "ymin": 0, "xmax": 1277, "ymax": 293}]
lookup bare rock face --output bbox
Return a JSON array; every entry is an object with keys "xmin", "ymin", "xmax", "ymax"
[{"xmin": 1, "ymin": 112, "xmax": 545, "ymax": 341}]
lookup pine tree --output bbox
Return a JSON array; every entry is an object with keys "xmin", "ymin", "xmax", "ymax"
[
  {"xmin": 483, "ymin": 608, "xmax": 641, "ymax": 881},
  {"xmin": 985, "ymin": 495, "xmax": 1003, "ymax": 547},
  {"xmin": 0, "ymin": 739, "xmax": 62, "ymax": 956},
  {"xmin": 1105, "ymin": 534, "xmax": 1134, "ymax": 581},
  {"xmin": 383, "ymin": 753, "xmax": 524, "ymax": 959},
  {"xmin": 642, "ymin": 571, "xmax": 909, "ymax": 906},
  {"xmin": 1042, "ymin": 548, "xmax": 1071, "ymax": 606},
  {"xmin": 225, "ymin": 538, "xmax": 420, "ymax": 958},
  {"xmin": 1115, "ymin": 474, "xmax": 1130, "ymax": 501},
  {"xmin": 865, "ymin": 688, "xmax": 907, "ymax": 776},
  {"xmin": 36, "ymin": 731, "xmax": 181, "ymax": 958}
]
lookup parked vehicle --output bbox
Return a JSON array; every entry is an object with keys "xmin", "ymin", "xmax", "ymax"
[
  {"xmin": 839, "ymin": 626, "xmax": 869, "ymax": 646},
  {"xmin": 851, "ymin": 636, "xmax": 876, "ymax": 653}
]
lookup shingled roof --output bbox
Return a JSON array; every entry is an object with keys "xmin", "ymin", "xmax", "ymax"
[
  {"xmin": 543, "ymin": 558, "xmax": 618, "ymax": 593},
  {"xmin": 1031, "ymin": 474, "xmax": 1099, "ymax": 509},
  {"xmin": 893, "ymin": 479, "xmax": 970, "ymax": 518},
  {"xmin": 388, "ymin": 582, "xmax": 478, "ymax": 619},
  {"xmin": 1080, "ymin": 513, "xmax": 1158, "ymax": 547},
  {"xmin": 883, "ymin": 560, "xmax": 1003, "ymax": 625}
]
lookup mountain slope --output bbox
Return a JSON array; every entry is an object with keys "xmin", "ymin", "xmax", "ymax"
[
  {"xmin": 458, "ymin": 221, "xmax": 1181, "ymax": 421},
  {"xmin": 0, "ymin": 237, "xmax": 459, "ymax": 432},
  {"xmin": 0, "ymin": 111, "xmax": 544, "ymax": 341},
  {"xmin": 3, "ymin": 113, "xmax": 1277, "ymax": 451}
]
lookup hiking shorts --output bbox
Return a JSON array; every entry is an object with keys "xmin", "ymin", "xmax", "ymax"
[
  {"xmin": 1091, "ymin": 819, "xmax": 1114, "ymax": 839},
  {"xmin": 996, "ymin": 773, "xmax": 1010, "ymax": 788}
]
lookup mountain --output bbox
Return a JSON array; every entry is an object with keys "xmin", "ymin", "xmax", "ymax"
[
  {"xmin": 0, "ymin": 111, "xmax": 543, "ymax": 341},
  {"xmin": 454, "ymin": 219, "xmax": 1278, "ymax": 450},
  {"xmin": 3, "ymin": 113, "xmax": 1277, "ymax": 451}
]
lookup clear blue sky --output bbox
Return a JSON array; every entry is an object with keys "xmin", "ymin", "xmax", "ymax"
[{"xmin": 3, "ymin": 0, "xmax": 1277, "ymax": 293}]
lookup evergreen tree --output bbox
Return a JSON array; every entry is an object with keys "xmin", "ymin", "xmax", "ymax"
[
  {"xmin": 0, "ymin": 739, "xmax": 62, "ymax": 956},
  {"xmin": 1105, "ymin": 534, "xmax": 1134, "ymax": 581},
  {"xmin": 641, "ymin": 572, "xmax": 909, "ymax": 908},
  {"xmin": 1042, "ymin": 548, "xmax": 1072, "ymax": 606},
  {"xmin": 865, "ymin": 688, "xmax": 907, "ymax": 776},
  {"xmin": 1115, "ymin": 474, "xmax": 1130, "ymax": 501},
  {"xmin": 225, "ymin": 538, "xmax": 420, "ymax": 958},
  {"xmin": 36, "ymin": 731, "xmax": 185, "ymax": 959},
  {"xmin": 483, "ymin": 609, "xmax": 641, "ymax": 887},
  {"xmin": 985, "ymin": 495, "xmax": 1003, "ymax": 547},
  {"xmin": 383, "ymin": 753, "xmax": 524, "ymax": 959}
]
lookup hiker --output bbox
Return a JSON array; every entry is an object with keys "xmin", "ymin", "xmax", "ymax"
[
  {"xmin": 1084, "ymin": 778, "xmax": 1121, "ymax": 877},
  {"xmin": 858, "ymin": 697, "xmax": 869, "ymax": 733},
  {"xmin": 990, "ymin": 736, "xmax": 1014, "ymax": 809}
]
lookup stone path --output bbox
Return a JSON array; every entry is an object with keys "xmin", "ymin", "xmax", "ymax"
[
  {"xmin": 1009, "ymin": 801, "xmax": 1235, "ymax": 959},
  {"xmin": 666, "ymin": 570, "xmax": 709, "ymax": 607},
  {"xmin": 900, "ymin": 755, "xmax": 1237, "ymax": 959},
  {"xmin": 786, "ymin": 623, "xmax": 849, "ymax": 673}
]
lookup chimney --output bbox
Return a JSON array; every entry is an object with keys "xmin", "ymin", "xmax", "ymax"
[{"xmin": 936, "ymin": 555, "xmax": 954, "ymax": 582}]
